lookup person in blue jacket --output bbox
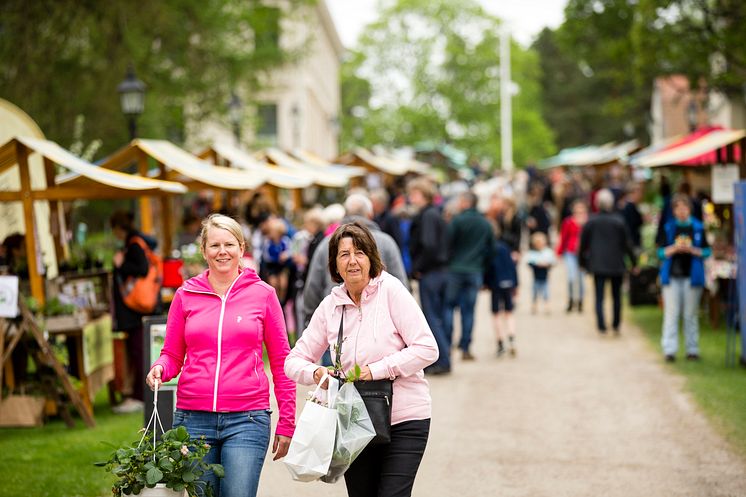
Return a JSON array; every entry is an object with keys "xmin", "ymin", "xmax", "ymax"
[
  {"xmin": 656, "ymin": 193, "xmax": 711, "ymax": 362},
  {"xmin": 485, "ymin": 239, "xmax": 518, "ymax": 357}
]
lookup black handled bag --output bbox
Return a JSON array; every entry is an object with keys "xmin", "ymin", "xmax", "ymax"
[{"xmin": 336, "ymin": 308, "xmax": 394, "ymax": 445}]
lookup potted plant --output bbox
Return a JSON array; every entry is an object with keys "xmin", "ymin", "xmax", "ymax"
[{"xmin": 96, "ymin": 425, "xmax": 224, "ymax": 497}]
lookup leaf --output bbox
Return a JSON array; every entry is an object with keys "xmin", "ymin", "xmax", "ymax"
[
  {"xmin": 211, "ymin": 464, "xmax": 226, "ymax": 478},
  {"xmin": 182, "ymin": 470, "xmax": 196, "ymax": 482},
  {"xmin": 146, "ymin": 467, "xmax": 164, "ymax": 485},
  {"xmin": 175, "ymin": 425, "xmax": 189, "ymax": 442},
  {"xmin": 159, "ymin": 458, "xmax": 174, "ymax": 471}
]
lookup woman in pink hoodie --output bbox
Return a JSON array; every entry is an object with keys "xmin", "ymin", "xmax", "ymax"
[
  {"xmin": 146, "ymin": 214, "xmax": 295, "ymax": 497},
  {"xmin": 285, "ymin": 221, "xmax": 438, "ymax": 497}
]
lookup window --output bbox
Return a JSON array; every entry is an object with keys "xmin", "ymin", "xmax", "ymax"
[{"xmin": 256, "ymin": 103, "xmax": 278, "ymax": 141}]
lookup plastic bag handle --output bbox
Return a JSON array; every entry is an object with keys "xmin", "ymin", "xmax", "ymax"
[{"xmin": 310, "ymin": 370, "xmax": 338, "ymax": 408}]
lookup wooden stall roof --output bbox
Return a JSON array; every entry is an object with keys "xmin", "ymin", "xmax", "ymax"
[
  {"xmin": 259, "ymin": 148, "xmax": 350, "ymax": 188},
  {"xmin": 0, "ymin": 136, "xmax": 188, "ymax": 304},
  {"xmin": 539, "ymin": 139, "xmax": 639, "ymax": 169},
  {"xmin": 0, "ymin": 136, "xmax": 187, "ymax": 199},
  {"xmin": 288, "ymin": 149, "xmax": 367, "ymax": 178},
  {"xmin": 201, "ymin": 143, "xmax": 313, "ymax": 189},
  {"xmin": 100, "ymin": 139, "xmax": 267, "ymax": 191},
  {"xmin": 629, "ymin": 128, "xmax": 745, "ymax": 168},
  {"xmin": 337, "ymin": 147, "xmax": 412, "ymax": 176}
]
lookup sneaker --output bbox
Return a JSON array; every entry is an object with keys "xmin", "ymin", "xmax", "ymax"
[
  {"xmin": 577, "ymin": 301, "xmax": 583, "ymax": 313},
  {"xmin": 462, "ymin": 350, "xmax": 476, "ymax": 361},
  {"xmin": 566, "ymin": 300, "xmax": 574, "ymax": 313},
  {"xmin": 112, "ymin": 398, "xmax": 145, "ymax": 414},
  {"xmin": 686, "ymin": 353, "xmax": 700, "ymax": 361},
  {"xmin": 665, "ymin": 354, "xmax": 676, "ymax": 363},
  {"xmin": 425, "ymin": 365, "xmax": 451, "ymax": 375},
  {"xmin": 509, "ymin": 346, "xmax": 516, "ymax": 357},
  {"xmin": 497, "ymin": 341, "xmax": 505, "ymax": 357}
]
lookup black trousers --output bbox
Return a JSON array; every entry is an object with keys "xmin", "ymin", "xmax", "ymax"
[
  {"xmin": 344, "ymin": 419, "xmax": 430, "ymax": 497},
  {"xmin": 594, "ymin": 274, "xmax": 623, "ymax": 331}
]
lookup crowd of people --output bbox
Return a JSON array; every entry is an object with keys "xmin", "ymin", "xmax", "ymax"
[{"xmin": 134, "ymin": 163, "xmax": 720, "ymax": 497}]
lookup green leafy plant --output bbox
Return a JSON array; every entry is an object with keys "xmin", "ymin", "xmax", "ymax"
[
  {"xmin": 95, "ymin": 425, "xmax": 224, "ymax": 497},
  {"xmin": 40, "ymin": 296, "xmax": 77, "ymax": 317}
]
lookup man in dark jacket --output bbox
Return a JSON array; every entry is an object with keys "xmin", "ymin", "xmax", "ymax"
[
  {"xmin": 445, "ymin": 191, "xmax": 494, "ymax": 360},
  {"xmin": 408, "ymin": 178, "xmax": 450, "ymax": 374},
  {"xmin": 579, "ymin": 189, "xmax": 637, "ymax": 333}
]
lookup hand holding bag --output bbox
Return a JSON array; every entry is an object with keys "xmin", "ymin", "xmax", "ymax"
[
  {"xmin": 335, "ymin": 309, "xmax": 394, "ymax": 445},
  {"xmin": 284, "ymin": 371, "xmax": 339, "ymax": 482}
]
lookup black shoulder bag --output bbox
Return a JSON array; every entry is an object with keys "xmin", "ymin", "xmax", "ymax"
[{"xmin": 336, "ymin": 308, "xmax": 394, "ymax": 445}]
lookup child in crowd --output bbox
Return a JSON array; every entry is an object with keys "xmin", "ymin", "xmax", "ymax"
[
  {"xmin": 527, "ymin": 232, "xmax": 555, "ymax": 314},
  {"xmin": 485, "ymin": 239, "xmax": 518, "ymax": 357},
  {"xmin": 261, "ymin": 217, "xmax": 291, "ymax": 303}
]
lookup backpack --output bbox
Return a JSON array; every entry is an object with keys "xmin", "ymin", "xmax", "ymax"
[{"xmin": 120, "ymin": 236, "xmax": 162, "ymax": 314}]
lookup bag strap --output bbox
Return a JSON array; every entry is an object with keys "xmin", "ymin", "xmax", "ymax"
[{"xmin": 334, "ymin": 307, "xmax": 345, "ymax": 375}]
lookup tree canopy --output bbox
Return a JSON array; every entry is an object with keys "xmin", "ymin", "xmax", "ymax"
[
  {"xmin": 0, "ymin": 0, "xmax": 307, "ymax": 156},
  {"xmin": 340, "ymin": 0, "xmax": 556, "ymax": 168}
]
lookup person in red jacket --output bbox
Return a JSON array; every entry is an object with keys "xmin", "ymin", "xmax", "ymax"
[
  {"xmin": 147, "ymin": 214, "xmax": 295, "ymax": 497},
  {"xmin": 556, "ymin": 200, "xmax": 588, "ymax": 312}
]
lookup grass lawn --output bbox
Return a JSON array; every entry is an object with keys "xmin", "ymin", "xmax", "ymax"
[
  {"xmin": 630, "ymin": 304, "xmax": 746, "ymax": 456},
  {"xmin": 0, "ymin": 390, "xmax": 141, "ymax": 497}
]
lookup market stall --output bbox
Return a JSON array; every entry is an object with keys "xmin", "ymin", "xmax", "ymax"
[
  {"xmin": 0, "ymin": 136, "xmax": 187, "ymax": 427},
  {"xmin": 99, "ymin": 139, "xmax": 268, "ymax": 254}
]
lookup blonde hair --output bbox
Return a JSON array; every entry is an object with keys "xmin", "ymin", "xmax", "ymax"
[{"xmin": 198, "ymin": 214, "xmax": 246, "ymax": 258}]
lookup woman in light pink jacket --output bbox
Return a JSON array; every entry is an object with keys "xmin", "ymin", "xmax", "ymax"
[
  {"xmin": 285, "ymin": 221, "xmax": 438, "ymax": 497},
  {"xmin": 147, "ymin": 214, "xmax": 295, "ymax": 497}
]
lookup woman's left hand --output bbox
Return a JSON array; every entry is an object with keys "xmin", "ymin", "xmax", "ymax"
[{"xmin": 272, "ymin": 435, "xmax": 292, "ymax": 460}]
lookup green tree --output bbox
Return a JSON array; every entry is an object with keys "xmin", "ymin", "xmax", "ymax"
[
  {"xmin": 632, "ymin": 0, "xmax": 746, "ymax": 94},
  {"xmin": 551, "ymin": 0, "xmax": 649, "ymax": 145},
  {"xmin": 0, "ymin": 0, "xmax": 308, "ymax": 156},
  {"xmin": 340, "ymin": 0, "xmax": 555, "ymax": 168}
]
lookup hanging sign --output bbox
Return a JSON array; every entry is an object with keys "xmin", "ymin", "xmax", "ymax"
[
  {"xmin": 712, "ymin": 164, "xmax": 740, "ymax": 204},
  {"xmin": 0, "ymin": 275, "xmax": 19, "ymax": 318}
]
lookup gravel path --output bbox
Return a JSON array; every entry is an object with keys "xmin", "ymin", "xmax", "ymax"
[{"xmin": 259, "ymin": 265, "xmax": 746, "ymax": 497}]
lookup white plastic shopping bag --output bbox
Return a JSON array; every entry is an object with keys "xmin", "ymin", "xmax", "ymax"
[
  {"xmin": 321, "ymin": 381, "xmax": 376, "ymax": 483},
  {"xmin": 284, "ymin": 371, "xmax": 339, "ymax": 482}
]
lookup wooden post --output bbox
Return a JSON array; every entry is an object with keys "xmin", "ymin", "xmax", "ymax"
[
  {"xmin": 137, "ymin": 149, "xmax": 153, "ymax": 233},
  {"xmin": 293, "ymin": 189, "xmax": 303, "ymax": 212},
  {"xmin": 740, "ymin": 137, "xmax": 746, "ymax": 179},
  {"xmin": 16, "ymin": 142, "xmax": 44, "ymax": 306},
  {"xmin": 43, "ymin": 157, "xmax": 68, "ymax": 264},
  {"xmin": 158, "ymin": 161, "xmax": 173, "ymax": 256}
]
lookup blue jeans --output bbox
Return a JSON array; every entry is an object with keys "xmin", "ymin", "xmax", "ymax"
[
  {"xmin": 173, "ymin": 409, "xmax": 271, "ymax": 497},
  {"xmin": 444, "ymin": 272, "xmax": 482, "ymax": 352},
  {"xmin": 563, "ymin": 253, "xmax": 584, "ymax": 302},
  {"xmin": 661, "ymin": 277, "xmax": 702, "ymax": 356},
  {"xmin": 532, "ymin": 279, "xmax": 549, "ymax": 302},
  {"xmin": 419, "ymin": 269, "xmax": 450, "ymax": 369}
]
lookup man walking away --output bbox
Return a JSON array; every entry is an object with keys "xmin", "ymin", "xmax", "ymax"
[
  {"xmin": 579, "ymin": 189, "xmax": 637, "ymax": 334},
  {"xmin": 445, "ymin": 191, "xmax": 494, "ymax": 360},
  {"xmin": 408, "ymin": 178, "xmax": 451, "ymax": 374}
]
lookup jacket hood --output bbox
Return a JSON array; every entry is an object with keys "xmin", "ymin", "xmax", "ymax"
[
  {"xmin": 330, "ymin": 271, "xmax": 393, "ymax": 342},
  {"xmin": 183, "ymin": 267, "xmax": 262, "ymax": 294}
]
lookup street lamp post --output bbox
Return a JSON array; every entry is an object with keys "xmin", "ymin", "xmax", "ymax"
[
  {"xmin": 291, "ymin": 103, "xmax": 301, "ymax": 150},
  {"xmin": 228, "ymin": 92, "xmax": 242, "ymax": 146},
  {"xmin": 117, "ymin": 66, "xmax": 146, "ymax": 140}
]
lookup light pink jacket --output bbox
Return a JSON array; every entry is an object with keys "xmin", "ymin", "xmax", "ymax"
[
  {"xmin": 285, "ymin": 271, "xmax": 438, "ymax": 425},
  {"xmin": 152, "ymin": 268, "xmax": 295, "ymax": 437}
]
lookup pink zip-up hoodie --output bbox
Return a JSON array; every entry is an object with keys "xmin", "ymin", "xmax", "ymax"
[
  {"xmin": 152, "ymin": 268, "xmax": 295, "ymax": 437},
  {"xmin": 285, "ymin": 271, "xmax": 438, "ymax": 425}
]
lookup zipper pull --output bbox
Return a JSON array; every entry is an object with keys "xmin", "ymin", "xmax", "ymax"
[{"xmin": 358, "ymin": 306, "xmax": 362, "ymax": 321}]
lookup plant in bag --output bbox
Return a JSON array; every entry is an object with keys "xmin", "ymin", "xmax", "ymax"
[
  {"xmin": 321, "ymin": 364, "xmax": 376, "ymax": 484},
  {"xmin": 96, "ymin": 386, "xmax": 223, "ymax": 496}
]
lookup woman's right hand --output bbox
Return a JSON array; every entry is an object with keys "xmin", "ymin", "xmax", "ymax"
[
  {"xmin": 146, "ymin": 365, "xmax": 163, "ymax": 390},
  {"xmin": 313, "ymin": 367, "xmax": 331, "ymax": 389}
]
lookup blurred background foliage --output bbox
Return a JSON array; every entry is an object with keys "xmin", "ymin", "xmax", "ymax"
[{"xmin": 0, "ymin": 0, "xmax": 309, "ymax": 158}]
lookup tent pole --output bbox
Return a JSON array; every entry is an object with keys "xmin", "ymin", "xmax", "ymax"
[{"xmin": 137, "ymin": 149, "xmax": 153, "ymax": 234}]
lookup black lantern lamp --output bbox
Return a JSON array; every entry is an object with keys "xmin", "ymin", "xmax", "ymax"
[{"xmin": 117, "ymin": 66, "xmax": 146, "ymax": 140}]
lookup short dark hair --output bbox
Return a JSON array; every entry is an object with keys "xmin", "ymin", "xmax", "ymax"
[{"xmin": 328, "ymin": 221, "xmax": 385, "ymax": 284}]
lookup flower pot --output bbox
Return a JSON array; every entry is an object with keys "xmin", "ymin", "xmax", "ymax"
[{"xmin": 140, "ymin": 484, "xmax": 185, "ymax": 497}]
